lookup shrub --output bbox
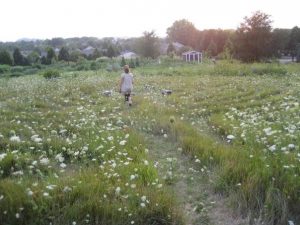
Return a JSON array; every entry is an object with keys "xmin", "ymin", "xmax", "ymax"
[
  {"xmin": 0, "ymin": 65, "xmax": 11, "ymax": 74},
  {"xmin": 90, "ymin": 61, "xmax": 98, "ymax": 70},
  {"xmin": 10, "ymin": 72, "xmax": 24, "ymax": 77},
  {"xmin": 251, "ymin": 64, "xmax": 288, "ymax": 76},
  {"xmin": 11, "ymin": 66, "xmax": 24, "ymax": 73},
  {"xmin": 42, "ymin": 70, "xmax": 61, "ymax": 79},
  {"xmin": 23, "ymin": 68, "xmax": 39, "ymax": 75}
]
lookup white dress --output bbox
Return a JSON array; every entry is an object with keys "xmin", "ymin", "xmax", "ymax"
[{"xmin": 121, "ymin": 73, "xmax": 133, "ymax": 93}]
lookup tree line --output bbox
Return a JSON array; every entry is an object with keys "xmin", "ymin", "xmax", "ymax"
[
  {"xmin": 167, "ymin": 11, "xmax": 300, "ymax": 62},
  {"xmin": 0, "ymin": 11, "xmax": 300, "ymax": 65}
]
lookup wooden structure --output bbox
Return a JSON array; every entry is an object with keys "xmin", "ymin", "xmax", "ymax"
[{"xmin": 182, "ymin": 50, "xmax": 202, "ymax": 63}]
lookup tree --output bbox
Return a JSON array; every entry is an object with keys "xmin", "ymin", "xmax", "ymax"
[
  {"xmin": 46, "ymin": 47, "xmax": 56, "ymax": 64},
  {"xmin": 69, "ymin": 50, "xmax": 82, "ymax": 62},
  {"xmin": 58, "ymin": 47, "xmax": 70, "ymax": 62},
  {"xmin": 287, "ymin": 26, "xmax": 300, "ymax": 61},
  {"xmin": 129, "ymin": 58, "xmax": 135, "ymax": 68},
  {"xmin": 0, "ymin": 50, "xmax": 13, "ymax": 65},
  {"xmin": 167, "ymin": 42, "xmax": 176, "ymax": 55},
  {"xmin": 13, "ymin": 48, "xmax": 25, "ymax": 65},
  {"xmin": 47, "ymin": 37, "xmax": 65, "ymax": 48},
  {"xmin": 167, "ymin": 19, "xmax": 198, "ymax": 48},
  {"xmin": 138, "ymin": 31, "xmax": 160, "ymax": 58},
  {"xmin": 233, "ymin": 11, "xmax": 273, "ymax": 62},
  {"xmin": 41, "ymin": 56, "xmax": 47, "ymax": 65},
  {"xmin": 297, "ymin": 43, "xmax": 300, "ymax": 62},
  {"xmin": 120, "ymin": 57, "xmax": 126, "ymax": 67},
  {"xmin": 271, "ymin": 29, "xmax": 291, "ymax": 57},
  {"xmin": 206, "ymin": 40, "xmax": 218, "ymax": 57},
  {"xmin": 27, "ymin": 51, "xmax": 40, "ymax": 64},
  {"xmin": 135, "ymin": 57, "xmax": 140, "ymax": 67},
  {"xmin": 107, "ymin": 45, "xmax": 116, "ymax": 58},
  {"xmin": 92, "ymin": 48, "xmax": 102, "ymax": 59}
]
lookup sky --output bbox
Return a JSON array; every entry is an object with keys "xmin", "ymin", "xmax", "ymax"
[{"xmin": 1, "ymin": 0, "xmax": 299, "ymax": 42}]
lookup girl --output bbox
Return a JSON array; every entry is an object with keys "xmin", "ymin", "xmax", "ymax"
[{"xmin": 119, "ymin": 65, "xmax": 133, "ymax": 106}]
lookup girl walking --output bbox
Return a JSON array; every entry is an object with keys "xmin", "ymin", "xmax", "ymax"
[{"xmin": 119, "ymin": 65, "xmax": 134, "ymax": 106}]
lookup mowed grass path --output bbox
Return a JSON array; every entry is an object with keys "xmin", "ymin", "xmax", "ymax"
[
  {"xmin": 1, "ymin": 69, "xmax": 300, "ymax": 225},
  {"xmin": 125, "ymin": 72, "xmax": 300, "ymax": 225}
]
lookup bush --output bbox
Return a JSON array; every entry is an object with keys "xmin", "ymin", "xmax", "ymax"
[
  {"xmin": 106, "ymin": 64, "xmax": 113, "ymax": 72},
  {"xmin": 0, "ymin": 65, "xmax": 11, "ymax": 74},
  {"xmin": 42, "ymin": 70, "xmax": 61, "ymax": 79},
  {"xmin": 10, "ymin": 72, "xmax": 24, "ymax": 77},
  {"xmin": 23, "ymin": 68, "xmax": 39, "ymax": 75},
  {"xmin": 11, "ymin": 66, "xmax": 24, "ymax": 73},
  {"xmin": 96, "ymin": 56, "xmax": 110, "ymax": 63},
  {"xmin": 251, "ymin": 64, "xmax": 288, "ymax": 76},
  {"xmin": 90, "ymin": 61, "xmax": 98, "ymax": 70}
]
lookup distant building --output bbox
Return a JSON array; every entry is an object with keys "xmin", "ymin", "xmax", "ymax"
[
  {"xmin": 54, "ymin": 48, "xmax": 60, "ymax": 56},
  {"xmin": 81, "ymin": 46, "xmax": 96, "ymax": 57},
  {"xmin": 160, "ymin": 41, "xmax": 184, "ymax": 54},
  {"xmin": 20, "ymin": 50, "xmax": 32, "ymax": 57},
  {"xmin": 182, "ymin": 50, "xmax": 202, "ymax": 63},
  {"xmin": 40, "ymin": 51, "xmax": 47, "ymax": 58},
  {"xmin": 119, "ymin": 51, "xmax": 137, "ymax": 59}
]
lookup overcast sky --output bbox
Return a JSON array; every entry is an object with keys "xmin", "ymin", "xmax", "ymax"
[{"xmin": 1, "ymin": 0, "xmax": 299, "ymax": 42}]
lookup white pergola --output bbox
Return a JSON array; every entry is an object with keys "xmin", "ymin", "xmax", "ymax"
[{"xmin": 182, "ymin": 51, "xmax": 203, "ymax": 63}]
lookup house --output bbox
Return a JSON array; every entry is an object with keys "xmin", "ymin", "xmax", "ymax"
[
  {"xmin": 119, "ymin": 51, "xmax": 137, "ymax": 59},
  {"xmin": 160, "ymin": 41, "xmax": 184, "ymax": 54},
  {"xmin": 182, "ymin": 50, "xmax": 203, "ymax": 63},
  {"xmin": 20, "ymin": 50, "xmax": 32, "ymax": 57},
  {"xmin": 81, "ymin": 46, "xmax": 96, "ymax": 57},
  {"xmin": 54, "ymin": 48, "xmax": 60, "ymax": 56},
  {"xmin": 40, "ymin": 51, "xmax": 47, "ymax": 58}
]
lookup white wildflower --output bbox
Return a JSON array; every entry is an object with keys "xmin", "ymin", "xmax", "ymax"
[
  {"xmin": 269, "ymin": 145, "xmax": 276, "ymax": 152},
  {"xmin": 226, "ymin": 135, "xmax": 235, "ymax": 140},
  {"xmin": 119, "ymin": 140, "xmax": 126, "ymax": 145},
  {"xmin": 10, "ymin": 135, "xmax": 20, "ymax": 142},
  {"xmin": 55, "ymin": 153, "xmax": 64, "ymax": 162},
  {"xmin": 63, "ymin": 186, "xmax": 72, "ymax": 192},
  {"xmin": 288, "ymin": 144, "xmax": 295, "ymax": 149},
  {"xmin": 27, "ymin": 189, "xmax": 33, "ymax": 196},
  {"xmin": 0, "ymin": 153, "xmax": 7, "ymax": 161},
  {"xmin": 31, "ymin": 134, "xmax": 42, "ymax": 143},
  {"xmin": 115, "ymin": 187, "xmax": 121, "ymax": 195},
  {"xmin": 107, "ymin": 136, "xmax": 114, "ymax": 141},
  {"xmin": 40, "ymin": 157, "xmax": 49, "ymax": 165}
]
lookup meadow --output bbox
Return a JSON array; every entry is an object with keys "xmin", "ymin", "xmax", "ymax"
[{"xmin": 0, "ymin": 60, "xmax": 299, "ymax": 225}]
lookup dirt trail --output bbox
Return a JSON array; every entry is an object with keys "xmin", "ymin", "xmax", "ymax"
[{"xmin": 144, "ymin": 133, "xmax": 249, "ymax": 225}]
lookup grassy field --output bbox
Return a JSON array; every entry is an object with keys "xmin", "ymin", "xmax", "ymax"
[{"xmin": 0, "ymin": 61, "xmax": 300, "ymax": 225}]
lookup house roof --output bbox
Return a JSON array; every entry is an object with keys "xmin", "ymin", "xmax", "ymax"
[
  {"xmin": 182, "ymin": 50, "xmax": 202, "ymax": 55},
  {"xmin": 82, "ymin": 46, "xmax": 95, "ymax": 56},
  {"xmin": 120, "ymin": 51, "xmax": 137, "ymax": 58}
]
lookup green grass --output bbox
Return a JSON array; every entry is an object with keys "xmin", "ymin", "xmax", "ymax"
[{"xmin": 1, "ymin": 61, "xmax": 300, "ymax": 224}]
